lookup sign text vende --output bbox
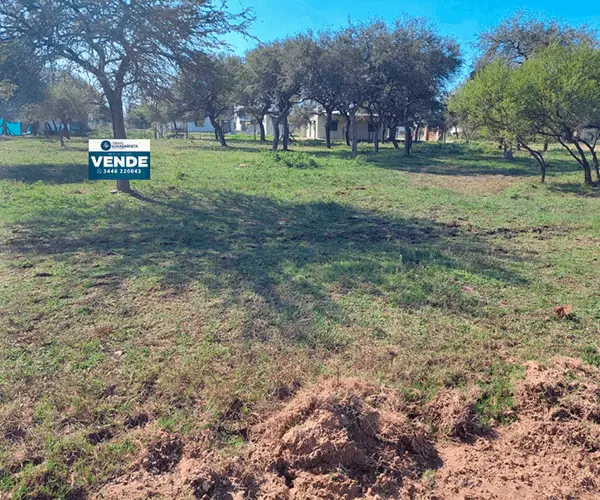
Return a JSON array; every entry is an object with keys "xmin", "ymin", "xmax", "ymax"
[{"xmin": 88, "ymin": 139, "xmax": 151, "ymax": 180}]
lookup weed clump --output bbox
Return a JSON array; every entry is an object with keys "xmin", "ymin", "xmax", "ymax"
[{"xmin": 254, "ymin": 151, "xmax": 320, "ymax": 169}]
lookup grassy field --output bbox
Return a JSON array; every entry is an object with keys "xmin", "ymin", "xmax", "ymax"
[{"xmin": 1, "ymin": 134, "xmax": 599, "ymax": 498}]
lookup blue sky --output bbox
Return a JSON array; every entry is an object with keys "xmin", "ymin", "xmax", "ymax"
[{"xmin": 226, "ymin": 0, "xmax": 600, "ymax": 80}]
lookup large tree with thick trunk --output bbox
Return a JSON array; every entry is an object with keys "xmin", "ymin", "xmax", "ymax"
[{"xmin": 0, "ymin": 0, "xmax": 251, "ymax": 192}]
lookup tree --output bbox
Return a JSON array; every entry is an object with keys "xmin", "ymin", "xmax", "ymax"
[
  {"xmin": 476, "ymin": 11, "xmax": 597, "ymax": 68},
  {"xmin": 335, "ymin": 23, "xmax": 381, "ymax": 158},
  {"xmin": 246, "ymin": 36, "xmax": 312, "ymax": 151},
  {"xmin": 238, "ymin": 55, "xmax": 275, "ymax": 143},
  {"xmin": 288, "ymin": 102, "xmax": 317, "ymax": 133},
  {"xmin": 37, "ymin": 73, "xmax": 100, "ymax": 146},
  {"xmin": 387, "ymin": 19, "xmax": 461, "ymax": 157},
  {"xmin": 176, "ymin": 54, "xmax": 241, "ymax": 147},
  {"xmin": 516, "ymin": 44, "xmax": 600, "ymax": 185},
  {"xmin": 305, "ymin": 31, "xmax": 348, "ymax": 148},
  {"xmin": 0, "ymin": 41, "xmax": 45, "ymax": 119},
  {"xmin": 448, "ymin": 62, "xmax": 548, "ymax": 181},
  {"xmin": 126, "ymin": 104, "xmax": 153, "ymax": 130},
  {"xmin": 1, "ymin": 0, "xmax": 251, "ymax": 192}
]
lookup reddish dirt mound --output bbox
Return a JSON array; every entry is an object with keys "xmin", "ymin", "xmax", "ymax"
[
  {"xmin": 97, "ymin": 359, "xmax": 600, "ymax": 499},
  {"xmin": 98, "ymin": 379, "xmax": 437, "ymax": 499},
  {"xmin": 432, "ymin": 357, "xmax": 600, "ymax": 499},
  {"xmin": 247, "ymin": 378, "xmax": 435, "ymax": 498},
  {"xmin": 424, "ymin": 386, "xmax": 481, "ymax": 439}
]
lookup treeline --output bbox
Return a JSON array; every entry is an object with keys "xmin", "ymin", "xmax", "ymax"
[
  {"xmin": 130, "ymin": 19, "xmax": 461, "ymax": 158},
  {"xmin": 449, "ymin": 13, "xmax": 600, "ymax": 185}
]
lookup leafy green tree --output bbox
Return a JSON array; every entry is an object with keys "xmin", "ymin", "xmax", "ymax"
[
  {"xmin": 305, "ymin": 30, "xmax": 353, "ymax": 149},
  {"xmin": 516, "ymin": 44, "xmax": 600, "ymax": 185},
  {"xmin": 126, "ymin": 104, "xmax": 153, "ymax": 130},
  {"xmin": 383, "ymin": 19, "xmax": 461, "ymax": 156},
  {"xmin": 245, "ymin": 36, "xmax": 312, "ymax": 151},
  {"xmin": 448, "ymin": 62, "xmax": 548, "ymax": 181},
  {"xmin": 334, "ymin": 23, "xmax": 383, "ymax": 157},
  {"xmin": 237, "ymin": 58, "xmax": 273, "ymax": 143}
]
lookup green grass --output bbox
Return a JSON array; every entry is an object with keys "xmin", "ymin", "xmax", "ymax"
[{"xmin": 1, "ymin": 134, "xmax": 599, "ymax": 496}]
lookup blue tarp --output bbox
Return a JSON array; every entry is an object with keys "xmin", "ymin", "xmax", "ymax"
[
  {"xmin": 6, "ymin": 121, "xmax": 21, "ymax": 136},
  {"xmin": 0, "ymin": 119, "xmax": 35, "ymax": 136}
]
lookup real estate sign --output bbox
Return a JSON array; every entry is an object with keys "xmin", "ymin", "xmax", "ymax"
[{"xmin": 88, "ymin": 139, "xmax": 150, "ymax": 180}]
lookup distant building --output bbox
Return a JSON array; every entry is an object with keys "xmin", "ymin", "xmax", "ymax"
[
  {"xmin": 185, "ymin": 113, "xmax": 277, "ymax": 137},
  {"xmin": 297, "ymin": 110, "xmax": 442, "ymax": 143}
]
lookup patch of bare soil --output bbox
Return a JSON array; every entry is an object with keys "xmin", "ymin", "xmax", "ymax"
[{"xmin": 97, "ymin": 358, "xmax": 600, "ymax": 499}]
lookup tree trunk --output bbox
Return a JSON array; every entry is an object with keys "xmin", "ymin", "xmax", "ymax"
[
  {"xmin": 59, "ymin": 120, "xmax": 70, "ymax": 147},
  {"xmin": 592, "ymin": 150, "xmax": 600, "ymax": 182},
  {"xmin": 573, "ymin": 141, "xmax": 595, "ymax": 185},
  {"xmin": 581, "ymin": 140, "xmax": 600, "ymax": 182},
  {"xmin": 107, "ymin": 91, "xmax": 131, "ymax": 194},
  {"xmin": 413, "ymin": 124, "xmax": 420, "ymax": 143},
  {"xmin": 282, "ymin": 115, "xmax": 290, "ymax": 151},
  {"xmin": 350, "ymin": 110, "xmax": 358, "ymax": 158},
  {"xmin": 344, "ymin": 113, "xmax": 351, "ymax": 146},
  {"xmin": 404, "ymin": 121, "xmax": 412, "ymax": 157},
  {"xmin": 271, "ymin": 120, "xmax": 280, "ymax": 151},
  {"xmin": 503, "ymin": 143, "xmax": 514, "ymax": 160},
  {"xmin": 257, "ymin": 117, "xmax": 266, "ymax": 143},
  {"xmin": 519, "ymin": 140, "xmax": 546, "ymax": 183},
  {"xmin": 543, "ymin": 141, "xmax": 548, "ymax": 152},
  {"xmin": 373, "ymin": 121, "xmax": 381, "ymax": 153},
  {"xmin": 209, "ymin": 116, "xmax": 227, "ymax": 147},
  {"xmin": 325, "ymin": 108, "xmax": 333, "ymax": 149},
  {"xmin": 387, "ymin": 123, "xmax": 399, "ymax": 149},
  {"xmin": 583, "ymin": 160, "xmax": 594, "ymax": 185}
]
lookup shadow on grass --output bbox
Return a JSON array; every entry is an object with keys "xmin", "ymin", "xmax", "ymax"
[
  {"xmin": 297, "ymin": 141, "xmax": 576, "ymax": 178},
  {"xmin": 546, "ymin": 181, "xmax": 600, "ymax": 197},
  {"xmin": 4, "ymin": 189, "xmax": 527, "ymax": 347},
  {"xmin": 0, "ymin": 163, "xmax": 88, "ymax": 184}
]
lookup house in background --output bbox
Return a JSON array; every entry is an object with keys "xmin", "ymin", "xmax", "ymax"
[
  {"xmin": 186, "ymin": 117, "xmax": 232, "ymax": 134},
  {"xmin": 299, "ymin": 111, "xmax": 371, "ymax": 141},
  {"xmin": 184, "ymin": 112, "xmax": 277, "ymax": 137},
  {"xmin": 298, "ymin": 110, "xmax": 442, "ymax": 143}
]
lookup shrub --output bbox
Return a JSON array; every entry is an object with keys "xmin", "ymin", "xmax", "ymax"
[{"xmin": 253, "ymin": 151, "xmax": 320, "ymax": 169}]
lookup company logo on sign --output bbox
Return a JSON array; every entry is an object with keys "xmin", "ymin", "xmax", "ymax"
[{"xmin": 88, "ymin": 139, "xmax": 150, "ymax": 180}]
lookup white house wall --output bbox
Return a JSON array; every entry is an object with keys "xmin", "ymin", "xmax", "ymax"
[
  {"xmin": 187, "ymin": 118, "xmax": 214, "ymax": 133},
  {"xmin": 305, "ymin": 115, "xmax": 373, "ymax": 141}
]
